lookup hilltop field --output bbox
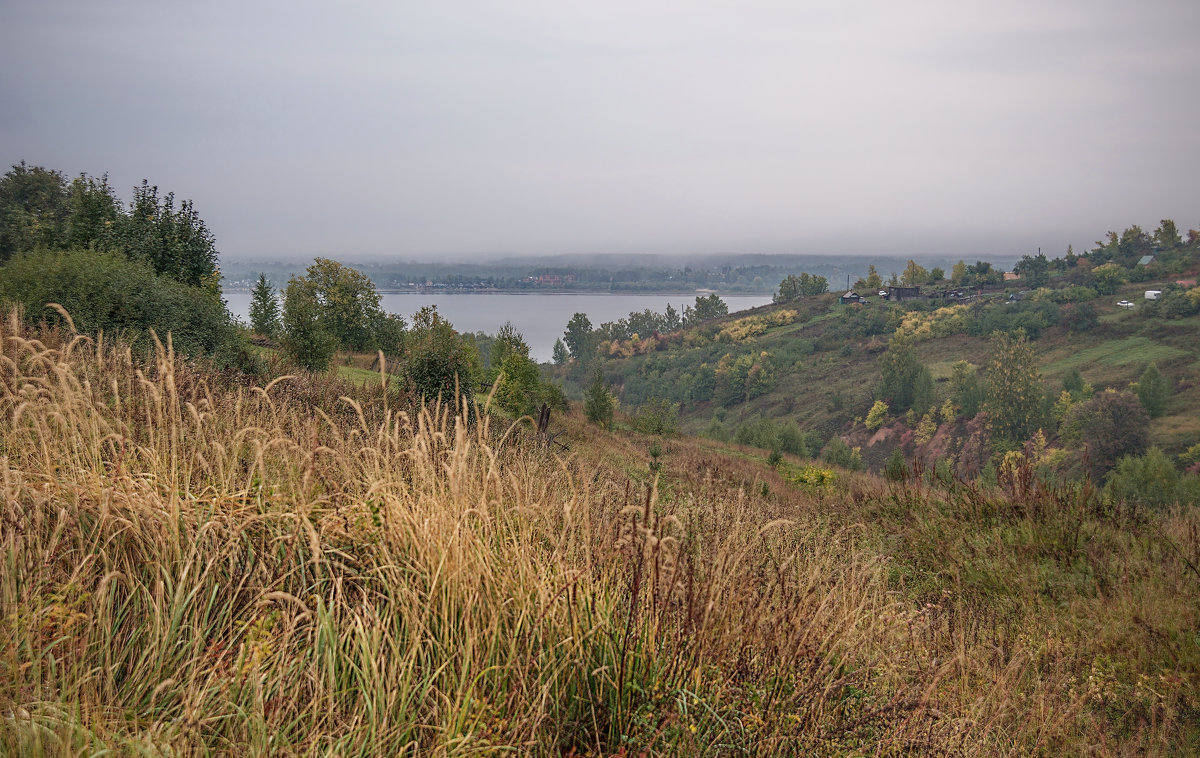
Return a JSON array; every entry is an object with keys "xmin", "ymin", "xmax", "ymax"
[{"xmin": 1, "ymin": 312, "xmax": 1198, "ymax": 756}]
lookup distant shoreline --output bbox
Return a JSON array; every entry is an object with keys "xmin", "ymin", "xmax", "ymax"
[{"xmin": 222, "ymin": 287, "xmax": 768, "ymax": 296}]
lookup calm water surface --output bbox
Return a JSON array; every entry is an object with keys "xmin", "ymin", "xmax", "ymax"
[{"xmin": 224, "ymin": 292, "xmax": 773, "ymax": 363}]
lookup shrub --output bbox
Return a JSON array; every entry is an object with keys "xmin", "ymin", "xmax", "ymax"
[
  {"xmin": 1105, "ymin": 447, "xmax": 1180, "ymax": 508},
  {"xmin": 584, "ymin": 368, "xmax": 615, "ymax": 428},
  {"xmin": 634, "ymin": 398, "xmax": 680, "ymax": 436},
  {"xmin": 865, "ymin": 400, "xmax": 889, "ymax": 431},
  {"xmin": 0, "ymin": 249, "xmax": 239, "ymax": 359},
  {"xmin": 822, "ymin": 437, "xmax": 864, "ymax": 472}
]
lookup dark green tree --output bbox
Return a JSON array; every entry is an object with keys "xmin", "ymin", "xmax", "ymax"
[
  {"xmin": 63, "ymin": 173, "xmax": 120, "ymax": 250},
  {"xmin": 685, "ymin": 293, "xmax": 728, "ymax": 324},
  {"xmin": 877, "ymin": 333, "xmax": 933, "ymax": 413},
  {"xmin": 281, "ymin": 275, "xmax": 337, "ymax": 371},
  {"xmin": 404, "ymin": 306, "xmax": 481, "ymax": 402},
  {"xmin": 249, "ymin": 273, "xmax": 280, "ymax": 337},
  {"xmin": 114, "ymin": 181, "xmax": 219, "ymax": 290},
  {"xmin": 0, "ymin": 161, "xmax": 68, "ymax": 259},
  {"xmin": 283, "ymin": 258, "xmax": 389, "ymax": 352},
  {"xmin": 1135, "ymin": 363, "xmax": 1169, "ymax": 418}
]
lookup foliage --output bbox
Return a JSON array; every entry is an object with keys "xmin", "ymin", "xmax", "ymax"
[
  {"xmin": 1066, "ymin": 390, "xmax": 1151, "ymax": 478},
  {"xmin": 634, "ymin": 398, "xmax": 680, "ymax": 436},
  {"xmin": 884, "ymin": 448, "xmax": 908, "ymax": 481},
  {"xmin": 552, "ymin": 338, "xmax": 569, "ymax": 365},
  {"xmin": 563, "ymin": 311, "xmax": 595, "ymax": 361},
  {"xmin": 1105, "ymin": 447, "xmax": 1183, "ymax": 509},
  {"xmin": 983, "ymin": 330, "xmax": 1044, "ymax": 443},
  {"xmin": 0, "ymin": 249, "xmax": 238, "ymax": 359},
  {"xmin": 1, "ymin": 162, "xmax": 220, "ymax": 290},
  {"xmin": 822, "ymin": 437, "xmax": 865, "ymax": 471},
  {"xmin": 1134, "ymin": 362, "xmax": 1170, "ymax": 419},
  {"xmin": 877, "ymin": 332, "xmax": 934, "ymax": 415},
  {"xmin": 403, "ymin": 305, "xmax": 480, "ymax": 402},
  {"xmin": 280, "ymin": 275, "xmax": 337, "ymax": 371},
  {"xmin": 248, "ymin": 273, "xmax": 280, "ymax": 336},
  {"xmin": 116, "ymin": 180, "xmax": 220, "ymax": 289},
  {"xmin": 685, "ymin": 293, "xmax": 728, "ymax": 324},
  {"xmin": 1090, "ymin": 263, "xmax": 1127, "ymax": 295},
  {"xmin": 865, "ymin": 400, "xmax": 889, "ymax": 431},
  {"xmin": 286, "ymin": 258, "xmax": 393, "ymax": 353},
  {"xmin": 775, "ymin": 272, "xmax": 828, "ymax": 302},
  {"xmin": 584, "ymin": 368, "xmax": 615, "ymax": 428}
]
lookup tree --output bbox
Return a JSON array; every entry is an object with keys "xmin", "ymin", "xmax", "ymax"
[
  {"xmin": 1135, "ymin": 363, "xmax": 1169, "ymax": 418},
  {"xmin": 949, "ymin": 360, "xmax": 984, "ymax": 418},
  {"xmin": 864, "ymin": 265, "xmax": 883, "ymax": 290},
  {"xmin": 249, "ymin": 273, "xmax": 280, "ymax": 337},
  {"xmin": 281, "ymin": 275, "xmax": 337, "ymax": 371},
  {"xmin": 929, "ymin": 267, "xmax": 945, "ymax": 282},
  {"xmin": 1154, "ymin": 219, "xmax": 1181, "ymax": 249},
  {"xmin": 663, "ymin": 303, "xmax": 682, "ymax": 332},
  {"xmin": 0, "ymin": 161, "xmax": 68, "ymax": 259},
  {"xmin": 1090, "ymin": 263, "xmax": 1126, "ymax": 295},
  {"xmin": 563, "ymin": 312, "xmax": 595, "ymax": 361},
  {"xmin": 951, "ymin": 260, "xmax": 968, "ymax": 285},
  {"xmin": 688, "ymin": 293, "xmax": 728, "ymax": 323},
  {"xmin": 1014, "ymin": 253, "xmax": 1050, "ymax": 288},
  {"xmin": 114, "ymin": 181, "xmax": 219, "ymax": 289},
  {"xmin": 776, "ymin": 273, "xmax": 829, "ymax": 302},
  {"xmin": 1105, "ymin": 447, "xmax": 1179, "ymax": 508},
  {"xmin": 64, "ymin": 173, "xmax": 120, "ymax": 250},
  {"xmin": 584, "ymin": 368, "xmax": 615, "ymax": 428},
  {"xmin": 1067, "ymin": 390, "xmax": 1150, "ymax": 478},
  {"xmin": 404, "ymin": 305, "xmax": 480, "ymax": 402},
  {"xmin": 279, "ymin": 257, "xmax": 388, "ymax": 352},
  {"xmin": 877, "ymin": 332, "xmax": 934, "ymax": 414},
  {"xmin": 983, "ymin": 330, "xmax": 1044, "ymax": 442},
  {"xmin": 552, "ymin": 338, "xmax": 569, "ymax": 365},
  {"xmin": 900, "ymin": 260, "xmax": 928, "ymax": 286}
]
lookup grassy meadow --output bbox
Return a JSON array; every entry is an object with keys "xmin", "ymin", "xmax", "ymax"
[{"xmin": 1, "ymin": 312, "xmax": 1198, "ymax": 756}]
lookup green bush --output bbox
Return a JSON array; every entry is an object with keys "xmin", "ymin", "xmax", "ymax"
[
  {"xmin": 634, "ymin": 398, "xmax": 680, "ymax": 436},
  {"xmin": 822, "ymin": 437, "xmax": 864, "ymax": 472},
  {"xmin": 0, "ymin": 249, "xmax": 239, "ymax": 359},
  {"xmin": 1105, "ymin": 448, "xmax": 1182, "ymax": 508}
]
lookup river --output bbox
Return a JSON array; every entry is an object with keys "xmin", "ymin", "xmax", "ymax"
[{"xmin": 223, "ymin": 291, "xmax": 773, "ymax": 363}]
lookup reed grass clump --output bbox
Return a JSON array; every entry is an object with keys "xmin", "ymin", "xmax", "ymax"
[{"xmin": 0, "ymin": 310, "xmax": 1196, "ymax": 755}]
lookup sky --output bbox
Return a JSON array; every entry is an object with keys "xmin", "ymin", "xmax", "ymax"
[{"xmin": 2, "ymin": 1, "xmax": 1198, "ymax": 263}]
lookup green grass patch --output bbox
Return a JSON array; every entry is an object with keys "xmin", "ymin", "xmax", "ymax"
[{"xmin": 1043, "ymin": 336, "xmax": 1189, "ymax": 373}]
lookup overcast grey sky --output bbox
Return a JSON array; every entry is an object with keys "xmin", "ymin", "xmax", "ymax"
[{"xmin": 2, "ymin": 1, "xmax": 1198, "ymax": 262}]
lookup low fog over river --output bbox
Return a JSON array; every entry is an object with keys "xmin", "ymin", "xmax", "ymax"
[{"xmin": 224, "ymin": 291, "xmax": 773, "ymax": 363}]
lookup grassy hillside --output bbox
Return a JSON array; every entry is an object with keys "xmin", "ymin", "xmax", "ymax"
[
  {"xmin": 563, "ymin": 270, "xmax": 1200, "ymax": 477},
  {"xmin": 2, "ymin": 313, "xmax": 1198, "ymax": 755}
]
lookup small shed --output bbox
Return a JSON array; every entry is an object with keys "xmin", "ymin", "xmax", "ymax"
[{"xmin": 838, "ymin": 290, "xmax": 865, "ymax": 305}]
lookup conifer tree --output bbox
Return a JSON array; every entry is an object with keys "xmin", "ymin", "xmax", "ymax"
[{"xmin": 248, "ymin": 273, "xmax": 279, "ymax": 337}]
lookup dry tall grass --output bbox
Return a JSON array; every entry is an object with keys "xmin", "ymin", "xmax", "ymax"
[{"xmin": 1, "ymin": 311, "xmax": 1196, "ymax": 756}]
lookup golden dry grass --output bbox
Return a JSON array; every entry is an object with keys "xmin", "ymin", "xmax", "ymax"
[{"xmin": 0, "ymin": 311, "xmax": 1197, "ymax": 756}]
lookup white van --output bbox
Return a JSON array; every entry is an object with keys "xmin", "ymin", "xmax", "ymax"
[{"xmin": 1144, "ymin": 290, "xmax": 1162, "ymax": 300}]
